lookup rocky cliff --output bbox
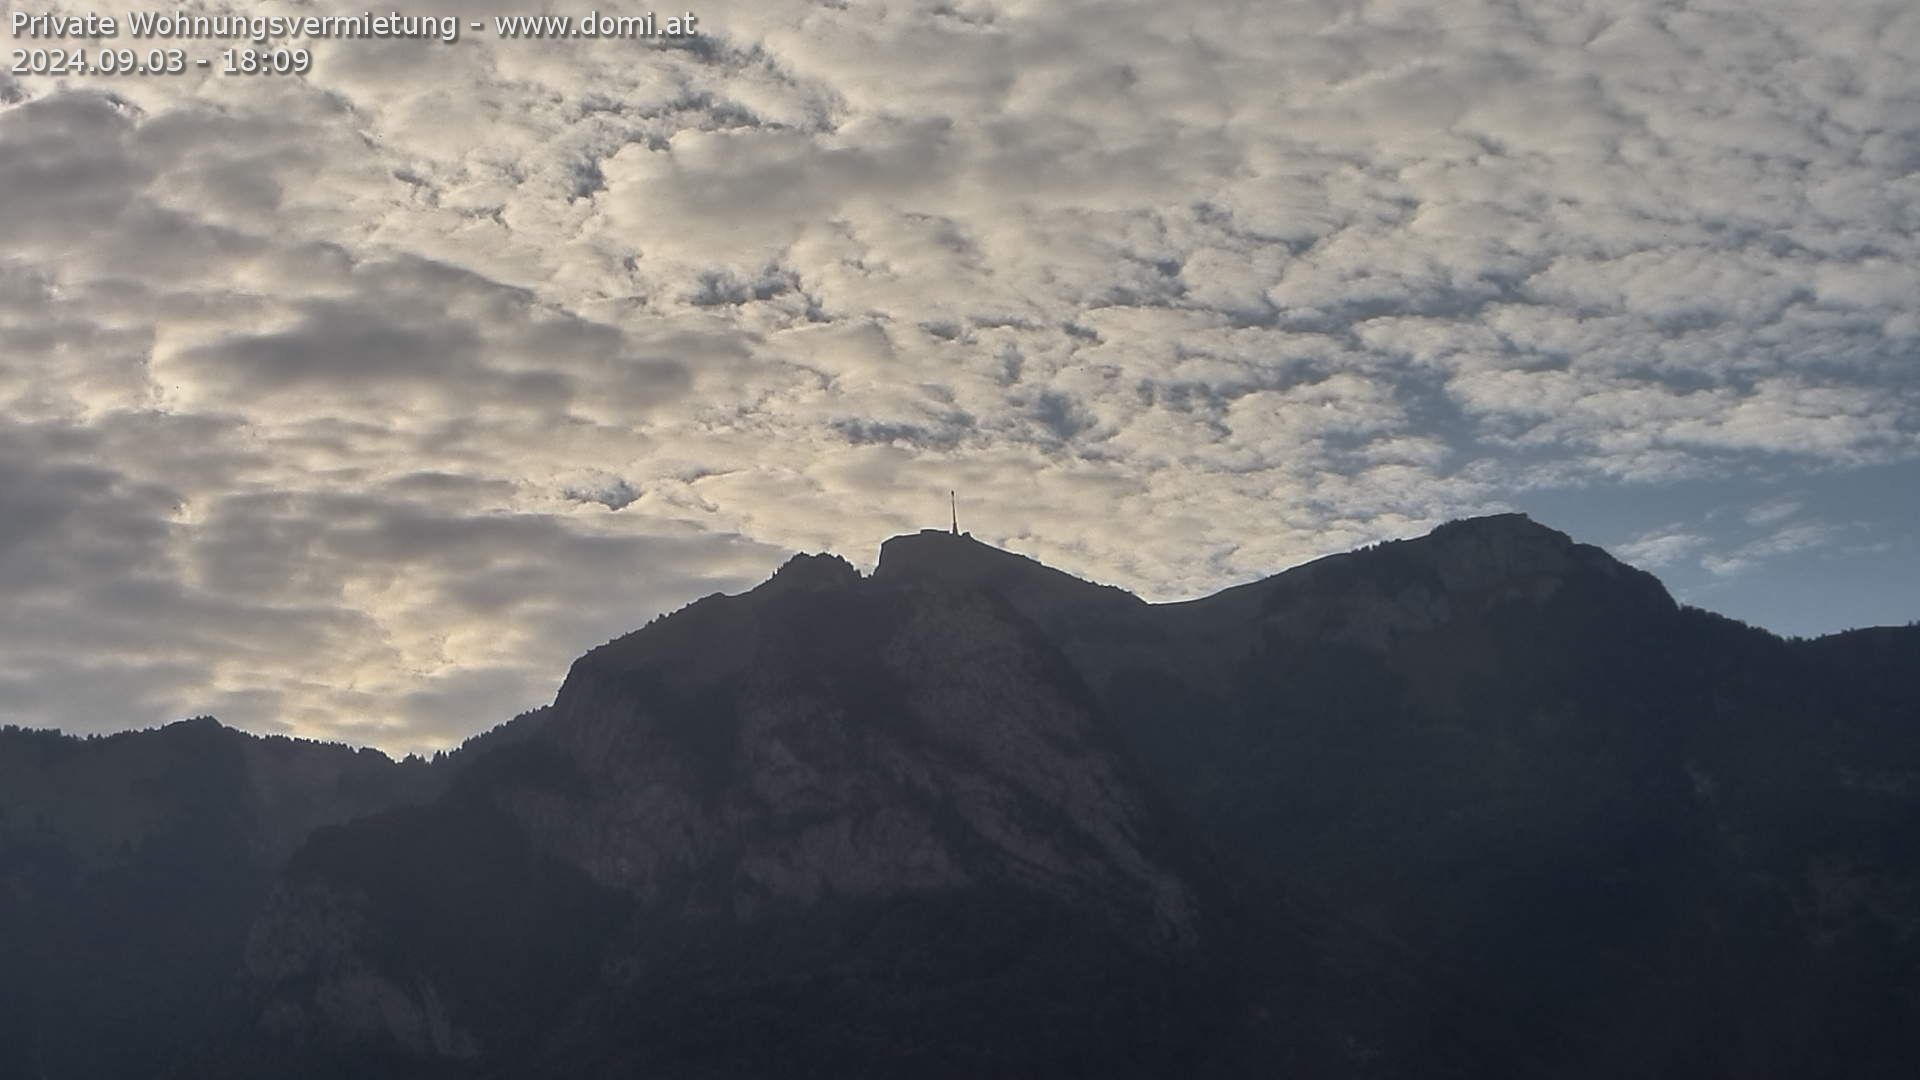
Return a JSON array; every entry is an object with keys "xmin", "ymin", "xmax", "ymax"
[
  {"xmin": 6, "ymin": 515, "xmax": 1918, "ymax": 1078},
  {"xmin": 231, "ymin": 545, "xmax": 1223, "ymax": 1077}
]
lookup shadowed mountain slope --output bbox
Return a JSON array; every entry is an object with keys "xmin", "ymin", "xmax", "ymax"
[
  {"xmin": 5, "ymin": 515, "xmax": 1917, "ymax": 1077},
  {"xmin": 225, "ymin": 547, "xmax": 1226, "ymax": 1078},
  {"xmin": 0, "ymin": 720, "xmax": 434, "ymax": 1078}
]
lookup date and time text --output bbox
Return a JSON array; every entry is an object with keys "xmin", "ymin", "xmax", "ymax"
[{"xmin": 10, "ymin": 9, "xmax": 703, "ymax": 77}]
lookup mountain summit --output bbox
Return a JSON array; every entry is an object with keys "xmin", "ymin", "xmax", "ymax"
[{"xmin": 4, "ymin": 515, "xmax": 1917, "ymax": 1078}]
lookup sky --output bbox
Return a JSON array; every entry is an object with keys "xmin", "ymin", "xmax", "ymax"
[{"xmin": 2, "ymin": 0, "xmax": 1916, "ymax": 754}]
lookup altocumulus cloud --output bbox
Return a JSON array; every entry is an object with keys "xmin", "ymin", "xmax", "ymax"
[{"xmin": 1, "ymin": 0, "xmax": 1916, "ymax": 750}]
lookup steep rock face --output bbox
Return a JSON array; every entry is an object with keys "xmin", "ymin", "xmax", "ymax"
[
  {"xmin": 541, "ymin": 570, "xmax": 1197, "ymax": 940},
  {"xmin": 850, "ymin": 517, "xmax": 1737, "ymax": 1073},
  {"xmin": 30, "ymin": 514, "xmax": 1912, "ymax": 1079},
  {"xmin": 235, "ymin": 546, "xmax": 1219, "ymax": 1077}
]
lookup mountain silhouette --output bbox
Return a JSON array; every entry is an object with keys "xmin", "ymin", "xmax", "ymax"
[
  {"xmin": 0, "ymin": 717, "xmax": 434, "ymax": 1077},
  {"xmin": 3, "ymin": 515, "xmax": 1916, "ymax": 1077}
]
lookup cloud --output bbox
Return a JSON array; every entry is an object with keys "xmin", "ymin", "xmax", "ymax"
[
  {"xmin": 1744, "ymin": 497, "xmax": 1804, "ymax": 528},
  {"xmin": 3, "ymin": 0, "xmax": 1917, "ymax": 748},
  {"xmin": 1702, "ymin": 521, "xmax": 1846, "ymax": 578},
  {"xmin": 1615, "ymin": 528, "xmax": 1712, "ymax": 570}
]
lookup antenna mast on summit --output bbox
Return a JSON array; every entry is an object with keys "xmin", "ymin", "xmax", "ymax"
[{"xmin": 950, "ymin": 490, "xmax": 959, "ymax": 535}]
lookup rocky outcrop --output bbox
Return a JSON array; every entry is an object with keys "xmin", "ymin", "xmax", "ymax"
[
  {"xmin": 9, "ymin": 515, "xmax": 1920, "ymax": 1078},
  {"xmin": 533, "ymin": 554, "xmax": 1198, "ymax": 939},
  {"xmin": 234, "ymin": 537, "xmax": 1220, "ymax": 1076}
]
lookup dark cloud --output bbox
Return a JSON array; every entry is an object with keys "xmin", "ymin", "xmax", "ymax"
[
  {"xmin": 0, "ymin": 92, "xmax": 148, "ymax": 233},
  {"xmin": 183, "ymin": 302, "xmax": 483, "ymax": 389}
]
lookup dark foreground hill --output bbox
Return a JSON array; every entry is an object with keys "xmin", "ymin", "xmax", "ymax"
[
  {"xmin": 0, "ymin": 718, "xmax": 433, "ymax": 1077},
  {"xmin": 3, "ymin": 515, "xmax": 1917, "ymax": 1077}
]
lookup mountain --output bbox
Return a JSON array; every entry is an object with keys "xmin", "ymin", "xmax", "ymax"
[
  {"xmin": 4, "ymin": 515, "xmax": 1917, "ymax": 1077},
  {"xmin": 0, "ymin": 719, "xmax": 434, "ymax": 1078},
  {"xmin": 1054, "ymin": 516, "xmax": 1920, "ymax": 1075},
  {"xmin": 222, "ymin": 547, "xmax": 1223, "ymax": 1078}
]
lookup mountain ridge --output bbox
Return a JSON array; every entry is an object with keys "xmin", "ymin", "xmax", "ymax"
[{"xmin": 4, "ymin": 513, "xmax": 1917, "ymax": 1078}]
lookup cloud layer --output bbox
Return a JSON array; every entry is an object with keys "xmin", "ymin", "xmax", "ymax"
[{"xmin": 4, "ymin": 0, "xmax": 1917, "ymax": 750}]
